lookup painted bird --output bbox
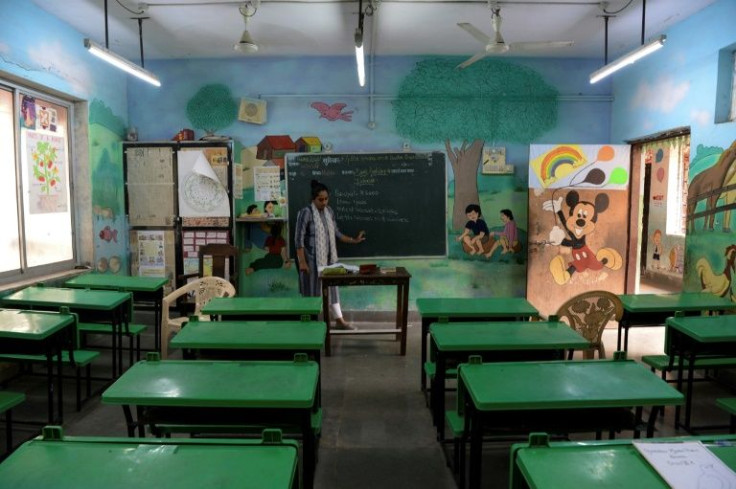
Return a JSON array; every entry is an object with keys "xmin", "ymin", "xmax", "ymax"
[{"xmin": 310, "ymin": 102, "xmax": 353, "ymax": 122}]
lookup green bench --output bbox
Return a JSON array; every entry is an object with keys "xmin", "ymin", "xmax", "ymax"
[
  {"xmin": 0, "ymin": 390, "xmax": 25, "ymax": 453},
  {"xmin": 641, "ymin": 354, "xmax": 736, "ymax": 381},
  {"xmin": 0, "ymin": 350, "xmax": 100, "ymax": 411},
  {"xmin": 717, "ymin": 398, "xmax": 736, "ymax": 433},
  {"xmin": 78, "ymin": 322, "xmax": 147, "ymax": 367}
]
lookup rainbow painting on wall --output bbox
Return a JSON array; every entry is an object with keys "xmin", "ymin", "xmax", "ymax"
[{"xmin": 529, "ymin": 144, "xmax": 631, "ymax": 190}]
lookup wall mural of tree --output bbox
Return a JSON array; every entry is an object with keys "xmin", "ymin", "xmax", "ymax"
[
  {"xmin": 393, "ymin": 59, "xmax": 558, "ymax": 230},
  {"xmin": 186, "ymin": 84, "xmax": 238, "ymax": 137}
]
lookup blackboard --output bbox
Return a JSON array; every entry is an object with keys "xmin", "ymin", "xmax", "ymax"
[{"xmin": 286, "ymin": 152, "xmax": 447, "ymax": 258}]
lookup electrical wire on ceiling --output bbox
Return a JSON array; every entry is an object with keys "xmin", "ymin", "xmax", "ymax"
[{"xmin": 602, "ymin": 0, "xmax": 635, "ymax": 15}]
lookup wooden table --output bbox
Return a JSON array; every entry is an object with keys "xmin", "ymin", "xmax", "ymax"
[
  {"xmin": 458, "ymin": 356, "xmax": 684, "ymax": 489},
  {"xmin": 666, "ymin": 314, "xmax": 736, "ymax": 431},
  {"xmin": 2, "ymin": 286, "xmax": 131, "ymax": 378},
  {"xmin": 65, "ymin": 274, "xmax": 169, "ymax": 352},
  {"xmin": 0, "ymin": 427, "xmax": 299, "ymax": 489},
  {"xmin": 102, "ymin": 356, "xmax": 320, "ymax": 489},
  {"xmin": 510, "ymin": 433, "xmax": 736, "ymax": 489},
  {"xmin": 320, "ymin": 267, "xmax": 411, "ymax": 356},
  {"xmin": 0, "ymin": 309, "xmax": 76, "ymax": 424},
  {"xmin": 201, "ymin": 296, "xmax": 322, "ymax": 321},
  {"xmin": 429, "ymin": 320, "xmax": 589, "ymax": 439},
  {"xmin": 416, "ymin": 297, "xmax": 538, "ymax": 392},
  {"xmin": 618, "ymin": 293, "xmax": 736, "ymax": 352}
]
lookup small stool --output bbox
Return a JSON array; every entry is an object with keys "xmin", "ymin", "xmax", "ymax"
[
  {"xmin": 716, "ymin": 398, "xmax": 736, "ymax": 433},
  {"xmin": 0, "ymin": 391, "xmax": 26, "ymax": 453}
]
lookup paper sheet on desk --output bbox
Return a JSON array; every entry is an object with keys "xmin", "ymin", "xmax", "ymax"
[
  {"xmin": 318, "ymin": 263, "xmax": 359, "ymax": 273},
  {"xmin": 633, "ymin": 441, "xmax": 736, "ymax": 489}
]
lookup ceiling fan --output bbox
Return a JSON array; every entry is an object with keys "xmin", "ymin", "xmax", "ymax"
[
  {"xmin": 456, "ymin": 5, "xmax": 574, "ymax": 69},
  {"xmin": 234, "ymin": 1, "xmax": 260, "ymax": 54}
]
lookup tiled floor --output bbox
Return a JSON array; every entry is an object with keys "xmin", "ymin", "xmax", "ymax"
[{"xmin": 2, "ymin": 304, "xmax": 735, "ymax": 488}]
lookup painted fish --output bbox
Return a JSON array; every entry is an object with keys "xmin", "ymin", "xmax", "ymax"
[
  {"xmin": 310, "ymin": 102, "xmax": 354, "ymax": 122},
  {"xmin": 99, "ymin": 226, "xmax": 118, "ymax": 243}
]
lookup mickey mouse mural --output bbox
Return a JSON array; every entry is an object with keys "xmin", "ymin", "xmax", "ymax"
[{"xmin": 542, "ymin": 190, "xmax": 623, "ymax": 285}]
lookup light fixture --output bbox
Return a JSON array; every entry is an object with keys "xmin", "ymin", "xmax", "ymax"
[
  {"xmin": 589, "ymin": 0, "xmax": 664, "ymax": 84},
  {"xmin": 234, "ymin": 1, "xmax": 259, "ymax": 53},
  {"xmin": 83, "ymin": 1, "xmax": 160, "ymax": 87},
  {"xmin": 84, "ymin": 39, "xmax": 161, "ymax": 87},
  {"xmin": 589, "ymin": 35, "xmax": 666, "ymax": 84},
  {"xmin": 354, "ymin": 0, "xmax": 366, "ymax": 87},
  {"xmin": 355, "ymin": 29, "xmax": 365, "ymax": 87}
]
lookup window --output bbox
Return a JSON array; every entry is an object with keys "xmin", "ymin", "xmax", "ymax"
[
  {"xmin": 665, "ymin": 135, "xmax": 690, "ymax": 237},
  {"xmin": 715, "ymin": 44, "xmax": 736, "ymax": 124},
  {"xmin": 0, "ymin": 82, "xmax": 74, "ymax": 280},
  {"xmin": 731, "ymin": 51, "xmax": 736, "ymax": 122}
]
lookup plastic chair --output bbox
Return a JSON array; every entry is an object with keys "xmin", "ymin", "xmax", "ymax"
[
  {"xmin": 160, "ymin": 276, "xmax": 236, "ymax": 359},
  {"xmin": 555, "ymin": 290, "xmax": 623, "ymax": 359},
  {"xmin": 198, "ymin": 243, "xmax": 240, "ymax": 293}
]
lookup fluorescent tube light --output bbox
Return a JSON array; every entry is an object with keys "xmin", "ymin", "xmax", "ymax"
[
  {"xmin": 354, "ymin": 29, "xmax": 365, "ymax": 87},
  {"xmin": 84, "ymin": 38, "xmax": 161, "ymax": 87},
  {"xmin": 589, "ymin": 34, "xmax": 666, "ymax": 84}
]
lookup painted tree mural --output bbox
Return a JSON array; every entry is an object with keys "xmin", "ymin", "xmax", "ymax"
[
  {"xmin": 186, "ymin": 84, "xmax": 238, "ymax": 137},
  {"xmin": 394, "ymin": 59, "xmax": 558, "ymax": 230}
]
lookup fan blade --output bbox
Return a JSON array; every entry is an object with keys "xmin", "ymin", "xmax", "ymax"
[
  {"xmin": 457, "ymin": 23, "xmax": 492, "ymax": 45},
  {"xmin": 457, "ymin": 51, "xmax": 488, "ymax": 70},
  {"xmin": 508, "ymin": 41, "xmax": 574, "ymax": 51}
]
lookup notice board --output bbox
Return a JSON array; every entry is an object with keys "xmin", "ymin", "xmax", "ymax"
[{"xmin": 286, "ymin": 152, "xmax": 447, "ymax": 258}]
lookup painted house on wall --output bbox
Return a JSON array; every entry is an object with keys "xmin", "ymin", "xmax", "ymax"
[
  {"xmin": 1, "ymin": 0, "xmax": 734, "ymax": 311},
  {"xmin": 295, "ymin": 137, "xmax": 322, "ymax": 153},
  {"xmin": 256, "ymin": 135, "xmax": 295, "ymax": 170}
]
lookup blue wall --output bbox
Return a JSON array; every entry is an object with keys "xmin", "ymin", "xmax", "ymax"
[{"xmin": 611, "ymin": 0, "xmax": 736, "ymax": 294}]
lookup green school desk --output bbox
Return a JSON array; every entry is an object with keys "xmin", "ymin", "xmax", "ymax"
[
  {"xmin": 319, "ymin": 267, "xmax": 411, "ymax": 356},
  {"xmin": 510, "ymin": 433, "xmax": 736, "ymax": 489},
  {"xmin": 0, "ymin": 427, "xmax": 299, "ymax": 489},
  {"xmin": 170, "ymin": 319, "xmax": 326, "ymax": 362},
  {"xmin": 666, "ymin": 314, "xmax": 736, "ymax": 432},
  {"xmin": 2, "ymin": 286, "xmax": 131, "ymax": 378},
  {"xmin": 429, "ymin": 321, "xmax": 589, "ymax": 438},
  {"xmin": 617, "ymin": 292, "xmax": 736, "ymax": 351},
  {"xmin": 0, "ymin": 309, "xmax": 76, "ymax": 424},
  {"xmin": 102, "ymin": 356, "xmax": 319, "ymax": 489},
  {"xmin": 458, "ymin": 356, "xmax": 684, "ymax": 489},
  {"xmin": 416, "ymin": 297, "xmax": 539, "ymax": 392},
  {"xmin": 65, "ymin": 274, "xmax": 168, "ymax": 352},
  {"xmin": 200, "ymin": 296, "xmax": 322, "ymax": 321}
]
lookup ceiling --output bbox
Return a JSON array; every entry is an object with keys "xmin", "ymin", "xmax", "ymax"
[{"xmin": 30, "ymin": 0, "xmax": 717, "ymax": 62}]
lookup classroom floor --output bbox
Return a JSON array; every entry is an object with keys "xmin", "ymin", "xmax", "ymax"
[{"xmin": 2, "ymin": 306, "xmax": 735, "ymax": 488}]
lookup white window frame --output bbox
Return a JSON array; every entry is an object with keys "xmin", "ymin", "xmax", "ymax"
[
  {"xmin": 0, "ymin": 79, "xmax": 76, "ymax": 285},
  {"xmin": 665, "ymin": 136, "xmax": 690, "ymax": 238}
]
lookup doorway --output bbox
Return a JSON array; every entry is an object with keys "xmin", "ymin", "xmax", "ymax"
[{"xmin": 627, "ymin": 130, "xmax": 690, "ymax": 294}]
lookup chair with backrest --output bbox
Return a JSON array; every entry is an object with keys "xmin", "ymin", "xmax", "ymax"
[
  {"xmin": 198, "ymin": 243, "xmax": 240, "ymax": 292},
  {"xmin": 555, "ymin": 290, "xmax": 623, "ymax": 359},
  {"xmin": 161, "ymin": 276, "xmax": 236, "ymax": 359}
]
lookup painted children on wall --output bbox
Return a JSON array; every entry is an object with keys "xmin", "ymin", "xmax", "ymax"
[
  {"xmin": 263, "ymin": 200, "xmax": 278, "ymax": 217},
  {"xmin": 456, "ymin": 204, "xmax": 490, "ymax": 255},
  {"xmin": 651, "ymin": 229, "xmax": 662, "ymax": 270},
  {"xmin": 543, "ymin": 190, "xmax": 623, "ymax": 285},
  {"xmin": 245, "ymin": 222, "xmax": 290, "ymax": 275},
  {"xmin": 485, "ymin": 208, "xmax": 520, "ymax": 258}
]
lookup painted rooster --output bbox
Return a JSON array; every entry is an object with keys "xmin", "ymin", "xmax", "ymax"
[
  {"xmin": 696, "ymin": 244, "xmax": 736, "ymax": 299},
  {"xmin": 310, "ymin": 102, "xmax": 353, "ymax": 122}
]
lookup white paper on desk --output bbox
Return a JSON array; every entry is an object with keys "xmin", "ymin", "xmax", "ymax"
[
  {"xmin": 318, "ymin": 263, "xmax": 359, "ymax": 273},
  {"xmin": 633, "ymin": 441, "xmax": 736, "ymax": 489}
]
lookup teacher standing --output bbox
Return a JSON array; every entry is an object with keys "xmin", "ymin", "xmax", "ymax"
[{"xmin": 295, "ymin": 180, "xmax": 366, "ymax": 330}]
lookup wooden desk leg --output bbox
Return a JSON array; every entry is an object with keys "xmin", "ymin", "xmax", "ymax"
[
  {"xmin": 400, "ymin": 281, "xmax": 409, "ymax": 356},
  {"xmin": 395, "ymin": 285, "xmax": 402, "ymax": 343},
  {"xmin": 322, "ymin": 283, "xmax": 331, "ymax": 357}
]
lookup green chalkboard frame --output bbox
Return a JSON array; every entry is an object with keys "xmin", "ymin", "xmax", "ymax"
[{"xmin": 286, "ymin": 152, "xmax": 447, "ymax": 258}]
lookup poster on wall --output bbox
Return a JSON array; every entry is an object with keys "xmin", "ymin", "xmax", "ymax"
[
  {"xmin": 527, "ymin": 144, "xmax": 631, "ymax": 318},
  {"xmin": 181, "ymin": 229, "xmax": 230, "ymax": 275},
  {"xmin": 137, "ymin": 230, "xmax": 166, "ymax": 277},
  {"xmin": 24, "ymin": 130, "xmax": 68, "ymax": 214},
  {"xmin": 177, "ymin": 150, "xmax": 230, "ymax": 218},
  {"xmin": 254, "ymin": 165, "xmax": 282, "ymax": 201}
]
